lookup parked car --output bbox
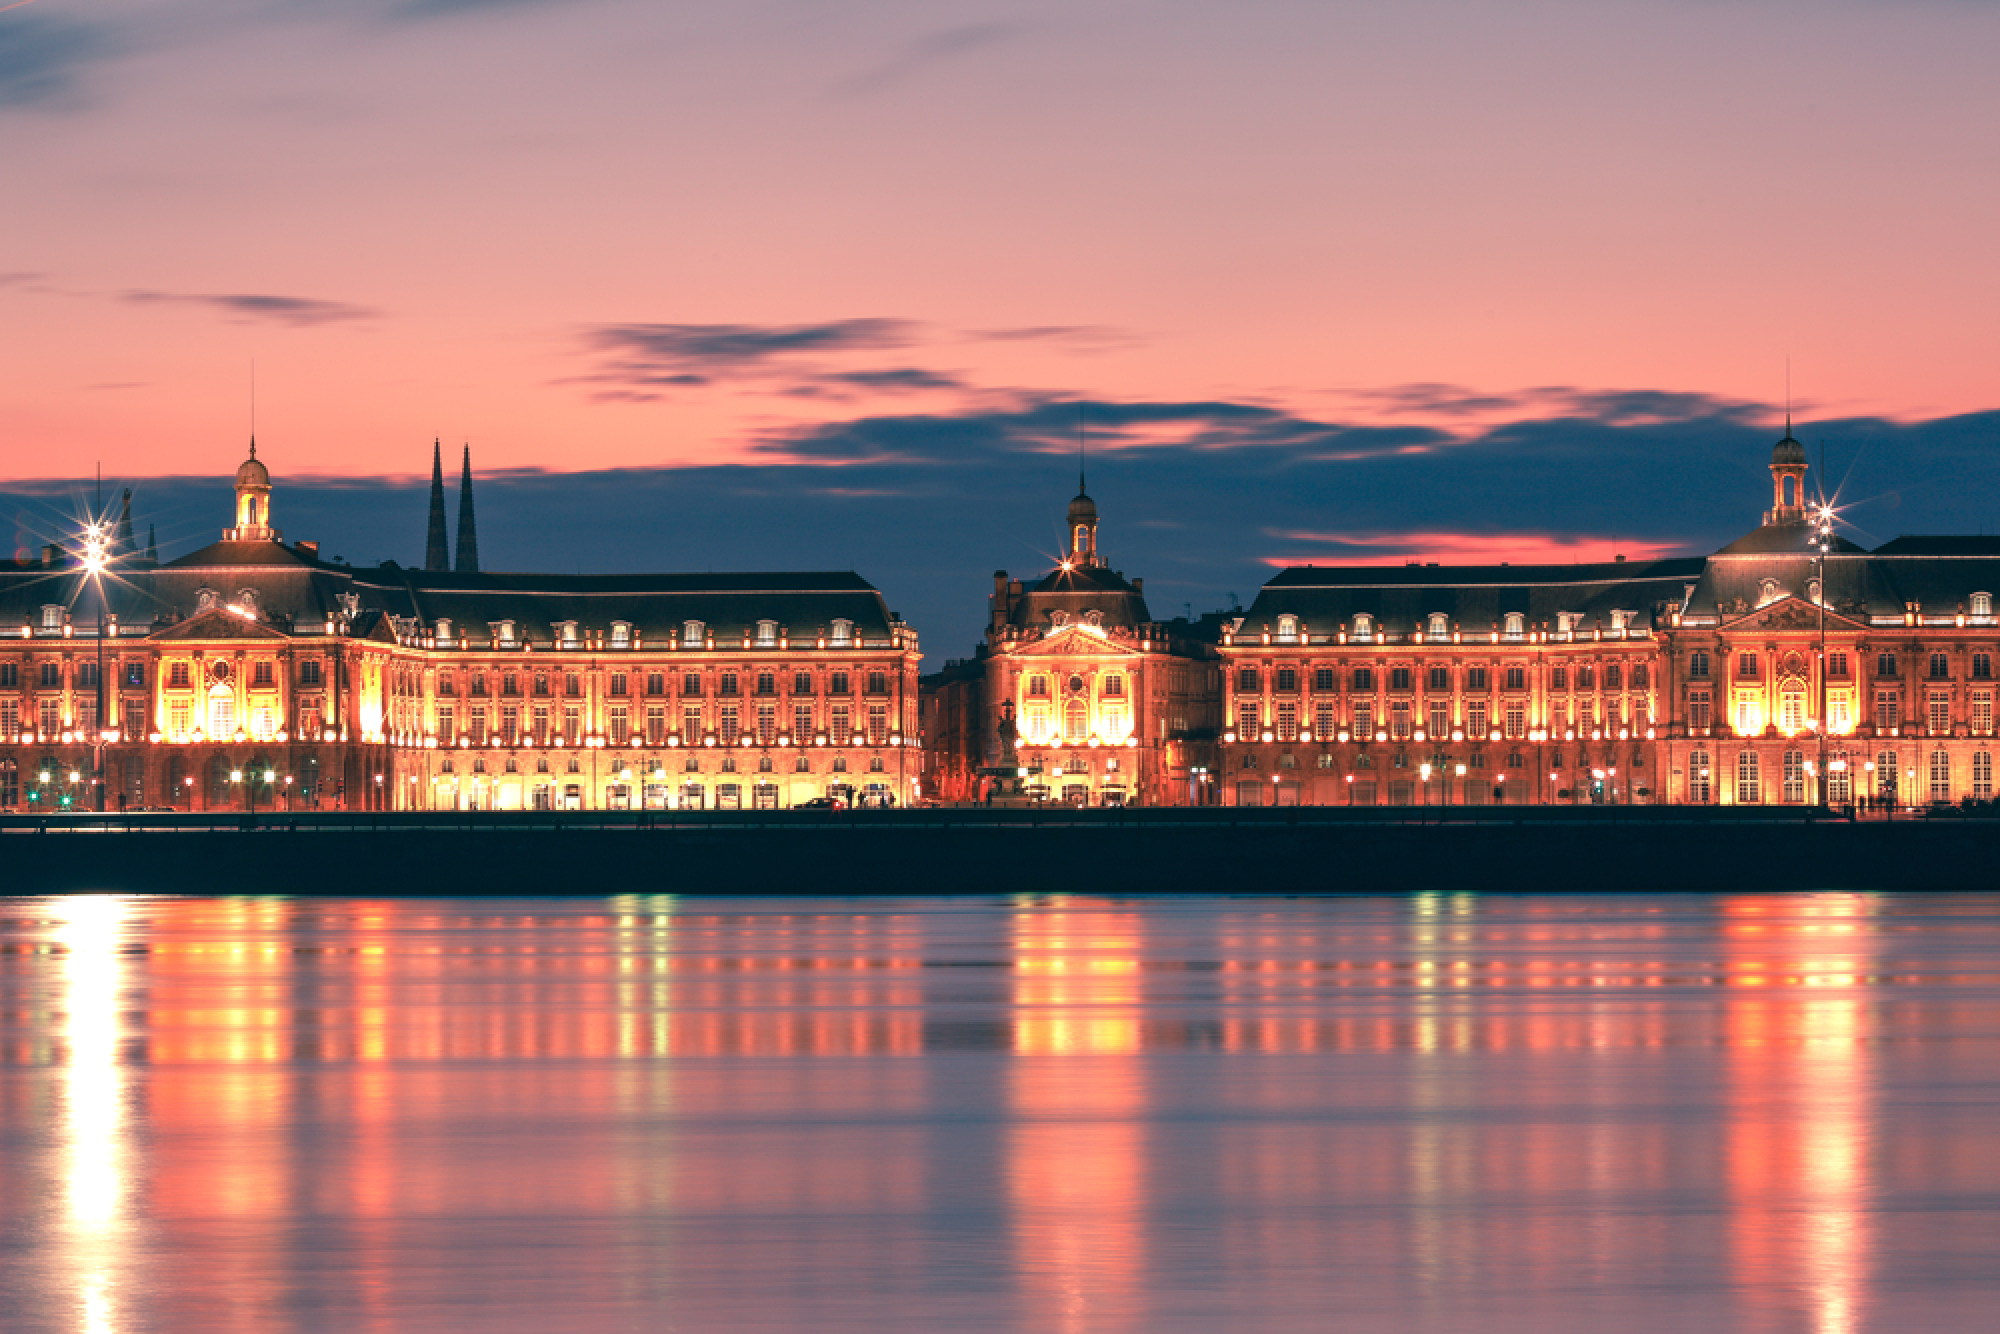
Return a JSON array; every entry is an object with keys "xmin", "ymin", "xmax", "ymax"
[{"xmin": 796, "ymin": 796, "xmax": 846, "ymax": 811}]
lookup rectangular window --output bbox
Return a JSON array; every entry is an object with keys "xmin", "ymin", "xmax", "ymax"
[
  {"xmin": 1828, "ymin": 752, "xmax": 1852, "ymax": 805},
  {"xmin": 1550, "ymin": 701, "xmax": 1568, "ymax": 733},
  {"xmin": 1831, "ymin": 697, "xmax": 1851, "ymax": 733},
  {"xmin": 1689, "ymin": 692, "xmax": 1712, "ymax": 732},
  {"xmin": 469, "ymin": 708, "xmax": 487, "ymax": 744},
  {"xmin": 794, "ymin": 703, "xmax": 814, "ymax": 741},
  {"xmin": 1738, "ymin": 653, "xmax": 1760, "ymax": 680},
  {"xmin": 1975, "ymin": 693, "xmax": 1994, "ymax": 736},
  {"xmin": 1577, "ymin": 665, "xmax": 1595, "ymax": 690},
  {"xmin": 1688, "ymin": 652, "xmax": 1709, "ymax": 680},
  {"xmin": 1875, "ymin": 692, "xmax": 1900, "ymax": 731},
  {"xmin": 502, "ymin": 706, "xmax": 520, "ymax": 743},
  {"xmin": 1578, "ymin": 699, "xmax": 1595, "ymax": 731},
  {"xmin": 609, "ymin": 706, "xmax": 629, "ymax": 745},
  {"xmin": 1353, "ymin": 701, "xmax": 1374, "ymax": 736},
  {"xmin": 1504, "ymin": 666, "xmax": 1525, "ymax": 691},
  {"xmin": 565, "ymin": 672, "xmax": 582, "ymax": 698},
  {"xmin": 1390, "ymin": 667, "xmax": 1412, "ymax": 692},
  {"xmin": 1974, "ymin": 653, "xmax": 1993, "ymax": 681},
  {"xmin": 564, "ymin": 706, "xmax": 581, "ymax": 740},
  {"xmin": 1604, "ymin": 664, "xmax": 1622, "ymax": 691},
  {"xmin": 1237, "ymin": 702, "xmax": 1260, "ymax": 738},
  {"xmin": 720, "ymin": 705, "xmax": 739, "ymax": 745},
  {"xmin": 1273, "ymin": 668, "xmax": 1295, "ymax": 693},
  {"xmin": 1930, "ymin": 750, "xmax": 1952, "ymax": 803},
  {"xmin": 867, "ymin": 705, "xmax": 888, "ymax": 745},
  {"xmin": 438, "ymin": 705, "xmax": 455, "ymax": 739},
  {"xmin": 170, "ymin": 702, "xmax": 190, "ymax": 739},
  {"xmin": 1783, "ymin": 750, "xmax": 1805, "ymax": 803},
  {"xmin": 1104, "ymin": 674, "xmax": 1125, "ymax": 697},
  {"xmin": 682, "ymin": 673, "xmax": 702, "ymax": 697},
  {"xmin": 1467, "ymin": 700, "xmax": 1489, "ymax": 736},
  {"xmin": 1428, "ymin": 701, "xmax": 1451, "ymax": 738},
  {"xmin": 2, "ymin": 699, "xmax": 20, "ymax": 736},
  {"xmin": 1736, "ymin": 751, "xmax": 1761, "ymax": 804},
  {"xmin": 831, "ymin": 704, "xmax": 851, "ymax": 745},
  {"xmin": 0, "ymin": 662, "xmax": 15, "ymax": 689},
  {"xmin": 1467, "ymin": 667, "xmax": 1488, "ymax": 691},
  {"xmin": 1427, "ymin": 666, "xmax": 1449, "ymax": 691},
  {"xmin": 1688, "ymin": 752, "xmax": 1712, "ymax": 804},
  {"xmin": 1391, "ymin": 700, "xmax": 1412, "ymax": 740},
  {"xmin": 1827, "ymin": 651, "xmax": 1849, "ymax": 679},
  {"xmin": 610, "ymin": 673, "xmax": 628, "ymax": 697},
  {"xmin": 1352, "ymin": 667, "xmax": 1373, "ymax": 691},
  {"xmin": 1276, "ymin": 701, "xmax": 1298, "ymax": 740},
  {"xmin": 502, "ymin": 671, "xmax": 519, "ymax": 696},
  {"xmin": 1314, "ymin": 702, "xmax": 1337, "ymax": 738},
  {"xmin": 1975, "ymin": 751, "xmax": 1993, "ymax": 800},
  {"xmin": 1930, "ymin": 652, "xmax": 1951, "ymax": 680},
  {"xmin": 647, "ymin": 672, "xmax": 665, "ymax": 696},
  {"xmin": 867, "ymin": 670, "xmax": 888, "ymax": 695},
  {"xmin": 645, "ymin": 706, "xmax": 665, "ymax": 744},
  {"xmin": 40, "ymin": 699, "xmax": 60, "ymax": 735},
  {"xmin": 720, "ymin": 672, "xmax": 740, "ymax": 697},
  {"xmin": 1504, "ymin": 703, "xmax": 1525, "ymax": 739},
  {"xmin": 1551, "ymin": 666, "xmax": 1569, "ymax": 690},
  {"xmin": 534, "ymin": 705, "xmax": 551, "ymax": 741},
  {"xmin": 1313, "ymin": 668, "xmax": 1336, "ymax": 692},
  {"xmin": 1237, "ymin": 667, "xmax": 1260, "ymax": 693},
  {"xmin": 831, "ymin": 672, "xmax": 851, "ymax": 696},
  {"xmin": 757, "ymin": 704, "xmax": 776, "ymax": 746},
  {"xmin": 1930, "ymin": 694, "xmax": 1951, "ymax": 736},
  {"xmin": 40, "ymin": 662, "xmax": 62, "ymax": 689},
  {"xmin": 1877, "ymin": 653, "xmax": 1898, "ymax": 678},
  {"xmin": 683, "ymin": 706, "xmax": 702, "ymax": 741},
  {"xmin": 794, "ymin": 672, "xmax": 813, "ymax": 695}
]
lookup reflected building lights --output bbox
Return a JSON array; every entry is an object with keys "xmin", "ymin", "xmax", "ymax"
[{"xmin": 58, "ymin": 895, "xmax": 130, "ymax": 1334}]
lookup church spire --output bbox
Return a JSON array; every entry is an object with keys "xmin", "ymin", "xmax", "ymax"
[
  {"xmin": 424, "ymin": 438, "xmax": 451, "ymax": 571},
  {"xmin": 454, "ymin": 442, "xmax": 480, "ymax": 573},
  {"xmin": 114, "ymin": 488, "xmax": 134, "ymax": 557}
]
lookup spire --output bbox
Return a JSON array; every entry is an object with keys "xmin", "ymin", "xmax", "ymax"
[
  {"xmin": 114, "ymin": 489, "xmax": 134, "ymax": 557},
  {"xmin": 424, "ymin": 439, "xmax": 451, "ymax": 571},
  {"xmin": 454, "ymin": 442, "xmax": 480, "ymax": 574}
]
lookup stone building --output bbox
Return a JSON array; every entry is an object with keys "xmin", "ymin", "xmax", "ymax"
[
  {"xmin": 1213, "ymin": 427, "xmax": 2000, "ymax": 807},
  {"xmin": 0, "ymin": 443, "xmax": 921, "ymax": 812},
  {"xmin": 922, "ymin": 478, "xmax": 1221, "ymax": 806}
]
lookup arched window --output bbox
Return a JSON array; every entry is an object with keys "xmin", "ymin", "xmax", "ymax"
[
  {"xmin": 236, "ymin": 589, "xmax": 258, "ymax": 614},
  {"xmin": 1352, "ymin": 613, "xmax": 1373, "ymax": 640},
  {"xmin": 208, "ymin": 683, "xmax": 236, "ymax": 738},
  {"xmin": 1736, "ymin": 750, "xmax": 1761, "ymax": 804},
  {"xmin": 1083, "ymin": 609, "xmax": 1104, "ymax": 628},
  {"xmin": 1428, "ymin": 613, "xmax": 1449, "ymax": 639},
  {"xmin": 1759, "ymin": 579, "xmax": 1780, "ymax": 606},
  {"xmin": 1073, "ymin": 525, "xmax": 1090, "ymax": 553},
  {"xmin": 1503, "ymin": 612, "xmax": 1525, "ymax": 638},
  {"xmin": 683, "ymin": 620, "xmax": 705, "ymax": 646}
]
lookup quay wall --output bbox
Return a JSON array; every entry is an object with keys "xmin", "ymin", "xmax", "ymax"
[{"xmin": 3, "ymin": 809, "xmax": 1994, "ymax": 896}]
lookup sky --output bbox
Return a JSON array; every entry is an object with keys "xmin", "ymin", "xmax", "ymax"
[{"xmin": 4, "ymin": 0, "xmax": 1998, "ymax": 651}]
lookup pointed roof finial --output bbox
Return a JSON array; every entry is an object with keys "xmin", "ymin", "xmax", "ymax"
[
  {"xmin": 424, "ymin": 437, "xmax": 451, "ymax": 571},
  {"xmin": 455, "ymin": 441, "xmax": 480, "ymax": 574}
]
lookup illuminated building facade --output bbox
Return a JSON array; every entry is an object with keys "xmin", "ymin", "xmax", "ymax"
[
  {"xmin": 1215, "ymin": 428, "xmax": 2000, "ymax": 806},
  {"xmin": 0, "ymin": 444, "xmax": 921, "ymax": 812},
  {"xmin": 923, "ymin": 480, "xmax": 1221, "ymax": 806}
]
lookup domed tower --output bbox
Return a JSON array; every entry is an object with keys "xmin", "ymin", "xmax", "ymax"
[
  {"xmin": 1765, "ymin": 418, "xmax": 1808, "ymax": 526},
  {"xmin": 1066, "ymin": 476, "xmax": 1101, "ymax": 568},
  {"xmin": 226, "ymin": 438, "xmax": 280, "ymax": 542}
]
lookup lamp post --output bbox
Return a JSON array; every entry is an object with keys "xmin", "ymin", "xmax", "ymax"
[
  {"xmin": 80, "ymin": 521, "xmax": 110, "ymax": 812},
  {"xmin": 1813, "ymin": 501, "xmax": 1834, "ymax": 809}
]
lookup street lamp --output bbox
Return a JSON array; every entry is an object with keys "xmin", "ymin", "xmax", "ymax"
[
  {"xmin": 1813, "ymin": 499, "xmax": 1834, "ymax": 808},
  {"xmin": 79, "ymin": 521, "xmax": 110, "ymax": 812}
]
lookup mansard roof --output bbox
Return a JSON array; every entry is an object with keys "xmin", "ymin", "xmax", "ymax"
[
  {"xmin": 1009, "ymin": 564, "xmax": 1152, "ymax": 629},
  {"xmin": 1712, "ymin": 520, "xmax": 1867, "ymax": 556},
  {"xmin": 1245, "ymin": 559, "xmax": 1703, "ymax": 634},
  {"xmin": 164, "ymin": 540, "xmax": 326, "ymax": 569}
]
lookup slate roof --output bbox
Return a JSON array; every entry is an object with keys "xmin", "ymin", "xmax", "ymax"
[
  {"xmin": 1008, "ymin": 564, "xmax": 1153, "ymax": 629},
  {"xmin": 1244, "ymin": 559, "xmax": 1705, "ymax": 635}
]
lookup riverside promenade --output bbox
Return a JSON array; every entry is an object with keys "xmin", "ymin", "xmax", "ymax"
[{"xmin": 5, "ymin": 807, "xmax": 1993, "ymax": 896}]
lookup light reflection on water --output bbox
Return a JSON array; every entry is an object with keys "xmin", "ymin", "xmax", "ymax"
[{"xmin": 3, "ymin": 892, "xmax": 2000, "ymax": 1332}]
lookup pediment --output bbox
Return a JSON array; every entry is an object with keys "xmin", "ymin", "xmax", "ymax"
[
  {"xmin": 147, "ymin": 607, "xmax": 291, "ymax": 642},
  {"xmin": 1013, "ymin": 626, "xmax": 1146, "ymax": 658},
  {"xmin": 1720, "ymin": 595, "xmax": 1866, "ymax": 634}
]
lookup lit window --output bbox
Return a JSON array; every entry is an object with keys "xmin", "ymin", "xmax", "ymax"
[
  {"xmin": 1973, "ymin": 592, "xmax": 1994, "ymax": 620},
  {"xmin": 1503, "ymin": 612, "xmax": 1525, "ymax": 638},
  {"xmin": 683, "ymin": 620, "xmax": 705, "ymax": 646},
  {"xmin": 1352, "ymin": 614, "xmax": 1373, "ymax": 640},
  {"xmin": 1276, "ymin": 614, "xmax": 1299, "ymax": 643},
  {"xmin": 830, "ymin": 619, "xmax": 854, "ymax": 646},
  {"xmin": 1428, "ymin": 613, "xmax": 1448, "ymax": 639},
  {"xmin": 756, "ymin": 620, "xmax": 778, "ymax": 646},
  {"xmin": 610, "ymin": 622, "xmax": 631, "ymax": 647}
]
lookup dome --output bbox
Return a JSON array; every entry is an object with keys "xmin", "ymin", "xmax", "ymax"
[
  {"xmin": 1067, "ymin": 489, "xmax": 1097, "ymax": 526},
  {"xmin": 1771, "ymin": 431, "xmax": 1806, "ymax": 468},
  {"xmin": 236, "ymin": 440, "xmax": 269, "ymax": 488}
]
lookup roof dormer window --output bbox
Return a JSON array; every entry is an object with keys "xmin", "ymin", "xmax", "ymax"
[
  {"xmin": 1503, "ymin": 612, "xmax": 1525, "ymax": 638},
  {"xmin": 1276, "ymin": 614, "xmax": 1299, "ymax": 643},
  {"xmin": 196, "ymin": 589, "xmax": 218, "ymax": 613},
  {"xmin": 830, "ymin": 618, "xmax": 854, "ymax": 646},
  {"xmin": 491, "ymin": 620, "xmax": 516, "ymax": 647},
  {"xmin": 1427, "ymin": 613, "xmax": 1448, "ymax": 639},
  {"xmin": 755, "ymin": 619, "xmax": 778, "ymax": 647},
  {"xmin": 1352, "ymin": 613, "xmax": 1373, "ymax": 641},
  {"xmin": 41, "ymin": 604, "xmax": 63, "ymax": 630},
  {"xmin": 1973, "ymin": 592, "xmax": 1993, "ymax": 621},
  {"xmin": 683, "ymin": 620, "xmax": 705, "ymax": 646},
  {"xmin": 556, "ymin": 621, "xmax": 579, "ymax": 647},
  {"xmin": 610, "ymin": 621, "xmax": 632, "ymax": 647},
  {"xmin": 435, "ymin": 617, "xmax": 453, "ymax": 641}
]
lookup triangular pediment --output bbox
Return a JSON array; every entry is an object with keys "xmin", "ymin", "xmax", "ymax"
[
  {"xmin": 1014, "ymin": 625, "xmax": 1146, "ymax": 658},
  {"xmin": 147, "ymin": 607, "xmax": 291, "ymax": 642},
  {"xmin": 1719, "ymin": 595, "xmax": 1868, "ymax": 634}
]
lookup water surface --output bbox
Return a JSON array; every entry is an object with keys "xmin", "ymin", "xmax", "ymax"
[{"xmin": 4, "ymin": 892, "xmax": 1999, "ymax": 1332}]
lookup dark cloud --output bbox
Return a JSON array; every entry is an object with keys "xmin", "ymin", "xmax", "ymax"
[
  {"xmin": 830, "ymin": 22, "xmax": 1019, "ymax": 100},
  {"xmin": 0, "ymin": 11, "xmax": 112, "ymax": 110},
  {"xmin": 823, "ymin": 368, "xmax": 967, "ymax": 394},
  {"xmin": 27, "ymin": 402, "xmax": 1995, "ymax": 659},
  {"xmin": 121, "ymin": 291, "xmax": 379, "ymax": 326},
  {"xmin": 578, "ymin": 319, "xmax": 928, "ymax": 400}
]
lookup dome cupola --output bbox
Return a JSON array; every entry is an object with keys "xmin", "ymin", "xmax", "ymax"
[{"xmin": 226, "ymin": 438, "xmax": 281, "ymax": 542}]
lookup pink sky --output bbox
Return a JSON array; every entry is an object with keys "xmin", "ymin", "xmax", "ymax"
[{"xmin": 3, "ymin": 0, "xmax": 1997, "ymax": 483}]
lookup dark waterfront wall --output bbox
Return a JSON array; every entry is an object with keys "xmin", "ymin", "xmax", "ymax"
[{"xmin": 7, "ymin": 808, "xmax": 1998, "ymax": 895}]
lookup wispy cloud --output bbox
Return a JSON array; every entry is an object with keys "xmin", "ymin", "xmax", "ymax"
[
  {"xmin": 1266, "ymin": 530, "xmax": 1688, "ymax": 568},
  {"xmin": 577, "ymin": 318, "xmax": 927, "ymax": 401},
  {"xmin": 121, "ymin": 290, "xmax": 379, "ymax": 326},
  {"xmin": 0, "ymin": 10, "xmax": 111, "ymax": 110},
  {"xmin": 830, "ymin": 22, "xmax": 1019, "ymax": 100}
]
